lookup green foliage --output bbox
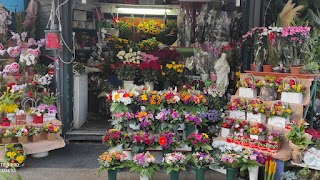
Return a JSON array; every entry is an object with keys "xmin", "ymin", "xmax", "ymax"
[
  {"xmin": 285, "ymin": 124, "xmax": 313, "ymax": 148},
  {"xmin": 110, "ymin": 103, "xmax": 130, "ymax": 113},
  {"xmin": 129, "ymin": 162, "xmax": 160, "ymax": 179},
  {"xmin": 301, "ymin": 61, "xmax": 320, "ymax": 74},
  {"xmin": 296, "ymin": 167, "xmax": 311, "ymax": 179},
  {"xmin": 239, "ymin": 158, "xmax": 261, "ymax": 172}
]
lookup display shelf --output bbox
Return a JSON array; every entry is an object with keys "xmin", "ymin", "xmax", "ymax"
[{"xmin": 244, "ymin": 71, "xmax": 319, "ymax": 80}]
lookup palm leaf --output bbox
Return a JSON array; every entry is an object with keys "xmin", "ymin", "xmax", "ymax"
[{"xmin": 278, "ymin": 0, "xmax": 304, "ymax": 27}]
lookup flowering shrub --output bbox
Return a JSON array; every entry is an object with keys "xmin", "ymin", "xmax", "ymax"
[
  {"xmin": 130, "ymin": 151, "xmax": 160, "ymax": 179},
  {"xmin": 228, "ymin": 98, "xmax": 246, "ymax": 111},
  {"xmin": 266, "ymin": 101, "xmax": 292, "ymax": 118},
  {"xmin": 247, "ymin": 99, "xmax": 266, "ymax": 114},
  {"xmin": 130, "ymin": 131, "xmax": 157, "ymax": 154},
  {"xmin": 98, "ymin": 151, "xmax": 127, "ymax": 173},
  {"xmin": 162, "ymin": 152, "xmax": 187, "ymax": 174},
  {"xmin": 103, "ymin": 129, "xmax": 128, "ymax": 147},
  {"xmin": 185, "ymin": 132, "xmax": 212, "ymax": 152},
  {"xmin": 189, "ymin": 152, "xmax": 215, "ymax": 168}
]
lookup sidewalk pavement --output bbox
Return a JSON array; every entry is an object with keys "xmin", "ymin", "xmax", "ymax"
[{"xmin": 14, "ymin": 142, "xmax": 226, "ymax": 180}]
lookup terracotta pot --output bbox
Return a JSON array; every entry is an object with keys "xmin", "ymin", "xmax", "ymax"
[
  {"xmin": 47, "ymin": 132, "xmax": 56, "ymax": 141},
  {"xmin": 290, "ymin": 66, "xmax": 302, "ymax": 74},
  {"xmin": 18, "ymin": 136, "xmax": 28, "ymax": 143},
  {"xmin": 250, "ymin": 64, "xmax": 255, "ymax": 71},
  {"xmin": 262, "ymin": 65, "xmax": 272, "ymax": 72}
]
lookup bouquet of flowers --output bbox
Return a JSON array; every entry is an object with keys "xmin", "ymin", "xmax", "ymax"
[
  {"xmin": 103, "ymin": 129, "xmax": 128, "ymax": 147},
  {"xmin": 116, "ymin": 49, "xmax": 142, "ymax": 64},
  {"xmin": 185, "ymin": 132, "xmax": 212, "ymax": 152},
  {"xmin": 162, "ymin": 152, "xmax": 187, "ymax": 174},
  {"xmin": 130, "ymin": 131, "xmax": 157, "ymax": 154},
  {"xmin": 98, "ymin": 151, "xmax": 127, "ymax": 173},
  {"xmin": 239, "ymin": 150, "xmax": 266, "ymax": 172},
  {"xmin": 137, "ymin": 20, "xmax": 164, "ymax": 37},
  {"xmin": 249, "ymin": 123, "xmax": 267, "ymax": 136},
  {"xmin": 246, "ymin": 99, "xmax": 266, "ymax": 114},
  {"xmin": 228, "ymin": 98, "xmax": 246, "ymax": 111},
  {"xmin": 236, "ymin": 76, "xmax": 256, "ymax": 89},
  {"xmin": 189, "ymin": 152, "xmax": 215, "ymax": 168},
  {"xmin": 135, "ymin": 111, "xmax": 155, "ymax": 131},
  {"xmin": 138, "ymin": 53, "xmax": 161, "ymax": 83},
  {"xmin": 267, "ymin": 130, "xmax": 283, "ymax": 143},
  {"xmin": 277, "ymin": 78, "xmax": 305, "ymax": 93},
  {"xmin": 158, "ymin": 131, "xmax": 181, "ymax": 151},
  {"xmin": 255, "ymin": 76, "xmax": 282, "ymax": 89},
  {"xmin": 129, "ymin": 151, "xmax": 160, "ymax": 179},
  {"xmin": 266, "ymin": 102, "xmax": 292, "ymax": 118},
  {"xmin": 43, "ymin": 123, "xmax": 60, "ymax": 133},
  {"xmin": 222, "ymin": 118, "xmax": 235, "ymax": 129},
  {"xmin": 15, "ymin": 127, "xmax": 29, "ymax": 137},
  {"xmin": 232, "ymin": 120, "xmax": 249, "ymax": 135}
]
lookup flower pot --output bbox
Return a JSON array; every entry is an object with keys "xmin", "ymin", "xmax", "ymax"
[
  {"xmin": 140, "ymin": 174, "xmax": 149, "ymax": 180},
  {"xmin": 109, "ymin": 144, "xmax": 123, "ymax": 152},
  {"xmin": 108, "ymin": 169, "xmax": 117, "ymax": 180},
  {"xmin": 170, "ymin": 171, "xmax": 179, "ymax": 180},
  {"xmin": 262, "ymin": 65, "xmax": 272, "ymax": 72},
  {"xmin": 15, "ymin": 114, "xmax": 26, "ymax": 125},
  {"xmin": 33, "ymin": 115, "xmax": 44, "ymax": 124},
  {"xmin": 255, "ymin": 65, "xmax": 262, "ymax": 72},
  {"xmin": 290, "ymin": 66, "xmax": 302, "ymax": 74},
  {"xmin": 260, "ymin": 87, "xmax": 276, "ymax": 101},
  {"xmin": 1, "ymin": 137, "xmax": 12, "ymax": 144},
  {"xmin": 30, "ymin": 134, "xmax": 41, "ymax": 142},
  {"xmin": 123, "ymin": 80, "xmax": 134, "ymax": 90},
  {"xmin": 248, "ymin": 166, "xmax": 259, "ymax": 180},
  {"xmin": 6, "ymin": 113, "xmax": 15, "ymax": 122},
  {"xmin": 185, "ymin": 124, "xmax": 196, "ymax": 138},
  {"xmin": 281, "ymin": 92, "xmax": 303, "ymax": 104},
  {"xmin": 47, "ymin": 132, "xmax": 56, "ymax": 141},
  {"xmin": 200, "ymin": 74, "xmax": 209, "ymax": 81},
  {"xmin": 250, "ymin": 64, "xmax": 255, "ymax": 71},
  {"xmin": 226, "ymin": 168, "xmax": 237, "ymax": 180},
  {"xmin": 18, "ymin": 136, "xmax": 28, "ymax": 143},
  {"xmin": 144, "ymin": 82, "xmax": 154, "ymax": 91},
  {"xmin": 195, "ymin": 168, "xmax": 205, "ymax": 180}
]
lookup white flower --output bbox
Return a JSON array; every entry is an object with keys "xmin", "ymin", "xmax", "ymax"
[
  {"xmin": 129, "ymin": 48, "xmax": 133, "ymax": 53},
  {"xmin": 137, "ymin": 51, "xmax": 141, "ymax": 55}
]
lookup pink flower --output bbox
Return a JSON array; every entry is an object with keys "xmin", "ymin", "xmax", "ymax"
[{"xmin": 228, "ymin": 158, "xmax": 234, "ymax": 164}]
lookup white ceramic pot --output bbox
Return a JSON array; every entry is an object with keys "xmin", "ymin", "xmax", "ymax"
[
  {"xmin": 248, "ymin": 166, "xmax": 259, "ymax": 180},
  {"xmin": 140, "ymin": 174, "xmax": 149, "ymax": 180}
]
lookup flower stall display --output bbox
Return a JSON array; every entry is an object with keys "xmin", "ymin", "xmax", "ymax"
[
  {"xmin": 248, "ymin": 123, "xmax": 267, "ymax": 140},
  {"xmin": 15, "ymin": 109, "xmax": 26, "ymax": 125},
  {"xmin": 221, "ymin": 118, "xmax": 234, "ymax": 138},
  {"xmin": 130, "ymin": 131, "xmax": 157, "ymax": 154},
  {"xmin": 1, "ymin": 129, "xmax": 14, "ymax": 144},
  {"xmin": 236, "ymin": 74, "xmax": 257, "ymax": 98},
  {"xmin": 15, "ymin": 126, "xmax": 29, "ymax": 143},
  {"xmin": 5, "ymin": 143, "xmax": 26, "ymax": 168},
  {"xmin": 228, "ymin": 98, "xmax": 246, "ymax": 119},
  {"xmin": 255, "ymin": 76, "xmax": 282, "ymax": 101},
  {"xmin": 162, "ymin": 152, "xmax": 187, "ymax": 180},
  {"xmin": 278, "ymin": 77, "xmax": 305, "ymax": 104},
  {"xmin": 266, "ymin": 101, "xmax": 292, "ymax": 128},
  {"xmin": 185, "ymin": 132, "xmax": 212, "ymax": 153},
  {"xmin": 103, "ymin": 129, "xmax": 129, "ymax": 151},
  {"xmin": 232, "ymin": 120, "xmax": 249, "ymax": 137},
  {"xmin": 129, "ymin": 151, "xmax": 160, "ymax": 180},
  {"xmin": 246, "ymin": 99, "xmax": 266, "ymax": 123},
  {"xmin": 98, "ymin": 151, "xmax": 127, "ymax": 180},
  {"xmin": 158, "ymin": 131, "xmax": 181, "ymax": 152},
  {"xmin": 43, "ymin": 123, "xmax": 60, "ymax": 141},
  {"xmin": 188, "ymin": 152, "xmax": 215, "ymax": 180}
]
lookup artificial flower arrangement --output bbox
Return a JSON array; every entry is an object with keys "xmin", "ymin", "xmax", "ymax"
[
  {"xmin": 278, "ymin": 77, "xmax": 306, "ymax": 104},
  {"xmin": 138, "ymin": 52, "xmax": 161, "ymax": 83},
  {"xmin": 103, "ymin": 129, "xmax": 129, "ymax": 148},
  {"xmin": 98, "ymin": 150, "xmax": 127, "ymax": 174},
  {"xmin": 232, "ymin": 120, "xmax": 249, "ymax": 136},
  {"xmin": 266, "ymin": 101, "xmax": 292, "ymax": 127},
  {"xmin": 246, "ymin": 99, "xmax": 267, "ymax": 123},
  {"xmin": 161, "ymin": 61, "xmax": 185, "ymax": 86},
  {"xmin": 228, "ymin": 98, "xmax": 246, "ymax": 119},
  {"xmin": 158, "ymin": 131, "xmax": 181, "ymax": 151},
  {"xmin": 43, "ymin": 123, "xmax": 60, "ymax": 133},
  {"xmin": 155, "ymin": 108, "xmax": 181, "ymax": 131},
  {"xmin": 185, "ymin": 132, "xmax": 213, "ymax": 152},
  {"xmin": 5, "ymin": 143, "xmax": 26, "ymax": 168},
  {"xmin": 129, "ymin": 151, "xmax": 160, "ymax": 179},
  {"xmin": 162, "ymin": 152, "xmax": 187, "ymax": 175},
  {"xmin": 130, "ymin": 131, "xmax": 157, "ymax": 154},
  {"xmin": 255, "ymin": 76, "xmax": 282, "ymax": 89},
  {"xmin": 188, "ymin": 152, "xmax": 215, "ymax": 168},
  {"xmin": 248, "ymin": 123, "xmax": 267, "ymax": 140}
]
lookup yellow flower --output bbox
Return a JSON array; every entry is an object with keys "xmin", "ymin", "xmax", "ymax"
[
  {"xmin": 6, "ymin": 152, "xmax": 12, "ymax": 158},
  {"xmin": 202, "ymin": 133, "xmax": 209, "ymax": 139},
  {"xmin": 259, "ymin": 109, "xmax": 265, "ymax": 113},
  {"xmin": 286, "ymin": 109, "xmax": 292, "ymax": 114},
  {"xmin": 172, "ymin": 61, "xmax": 176, "ymax": 65},
  {"xmin": 8, "ymin": 152, "xmax": 16, "ymax": 159},
  {"xmin": 162, "ymin": 72, "xmax": 165, "ymax": 76},
  {"xmin": 141, "ymin": 94, "xmax": 148, "ymax": 101},
  {"xmin": 167, "ymin": 64, "xmax": 173, "ymax": 69},
  {"xmin": 114, "ymin": 93, "xmax": 120, "ymax": 100},
  {"xmin": 235, "ymin": 71, "xmax": 241, "ymax": 78},
  {"xmin": 53, "ymin": 127, "xmax": 59, "ymax": 133},
  {"xmin": 16, "ymin": 155, "xmax": 25, "ymax": 164}
]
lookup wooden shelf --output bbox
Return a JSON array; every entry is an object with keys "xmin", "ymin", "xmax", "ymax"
[{"xmin": 244, "ymin": 71, "xmax": 319, "ymax": 80}]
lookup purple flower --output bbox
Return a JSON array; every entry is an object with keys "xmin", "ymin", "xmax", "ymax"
[
  {"xmin": 48, "ymin": 105, "xmax": 57, "ymax": 113},
  {"xmin": 37, "ymin": 104, "xmax": 47, "ymax": 112}
]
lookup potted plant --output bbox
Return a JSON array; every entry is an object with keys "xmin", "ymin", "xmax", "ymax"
[
  {"xmin": 278, "ymin": 77, "xmax": 306, "ymax": 104},
  {"xmin": 240, "ymin": 150, "xmax": 266, "ymax": 180},
  {"xmin": 189, "ymin": 152, "xmax": 215, "ymax": 180},
  {"xmin": 113, "ymin": 61, "xmax": 139, "ymax": 90},
  {"xmin": 220, "ymin": 153, "xmax": 241, "ymax": 180},
  {"xmin": 301, "ymin": 61, "xmax": 320, "ymax": 74},
  {"xmin": 130, "ymin": 131, "xmax": 157, "ymax": 154},
  {"xmin": 0, "ymin": 87, "xmax": 22, "ymax": 122},
  {"xmin": 15, "ymin": 126, "xmax": 29, "ymax": 143},
  {"xmin": 183, "ymin": 112, "xmax": 202, "ymax": 138},
  {"xmin": 28, "ymin": 125, "xmax": 43, "ymax": 142},
  {"xmin": 185, "ymin": 132, "xmax": 212, "ymax": 153},
  {"xmin": 162, "ymin": 152, "xmax": 187, "ymax": 180},
  {"xmin": 1, "ymin": 129, "xmax": 14, "ymax": 144},
  {"xmin": 158, "ymin": 131, "xmax": 181, "ymax": 154},
  {"xmin": 236, "ymin": 74, "xmax": 257, "ymax": 98},
  {"xmin": 103, "ymin": 129, "xmax": 129, "ymax": 152},
  {"xmin": 246, "ymin": 99, "xmax": 266, "ymax": 123},
  {"xmin": 221, "ymin": 118, "xmax": 234, "ymax": 138},
  {"xmin": 43, "ymin": 123, "xmax": 60, "ymax": 141},
  {"xmin": 285, "ymin": 124, "xmax": 312, "ymax": 163},
  {"xmin": 42, "ymin": 93, "xmax": 58, "ymax": 121},
  {"xmin": 129, "ymin": 151, "xmax": 160, "ymax": 180},
  {"xmin": 228, "ymin": 98, "xmax": 246, "ymax": 119},
  {"xmin": 248, "ymin": 123, "xmax": 266, "ymax": 141},
  {"xmin": 255, "ymin": 76, "xmax": 282, "ymax": 101},
  {"xmin": 161, "ymin": 61, "xmax": 185, "ymax": 88},
  {"xmin": 267, "ymin": 130, "xmax": 283, "ymax": 146},
  {"xmin": 98, "ymin": 150, "xmax": 127, "ymax": 180},
  {"xmin": 155, "ymin": 108, "xmax": 181, "ymax": 132},
  {"xmin": 28, "ymin": 106, "xmax": 45, "ymax": 124},
  {"xmin": 266, "ymin": 101, "xmax": 292, "ymax": 128},
  {"xmin": 134, "ymin": 111, "xmax": 156, "ymax": 131}
]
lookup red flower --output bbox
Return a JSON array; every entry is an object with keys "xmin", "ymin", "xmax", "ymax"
[
  {"xmin": 28, "ymin": 92, "xmax": 33, "ymax": 97},
  {"xmin": 123, "ymin": 93, "xmax": 130, "ymax": 98},
  {"xmin": 159, "ymin": 136, "xmax": 166, "ymax": 145},
  {"xmin": 165, "ymin": 92, "xmax": 174, "ymax": 100},
  {"xmin": 289, "ymin": 79, "xmax": 295, "ymax": 85},
  {"xmin": 8, "ymin": 82, "xmax": 15, "ymax": 89}
]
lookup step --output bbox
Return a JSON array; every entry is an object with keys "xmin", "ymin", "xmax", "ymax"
[{"xmin": 65, "ymin": 129, "xmax": 106, "ymax": 141}]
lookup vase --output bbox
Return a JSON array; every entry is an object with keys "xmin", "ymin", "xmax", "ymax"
[
  {"xmin": 195, "ymin": 168, "xmax": 205, "ymax": 180},
  {"xmin": 170, "ymin": 171, "xmax": 179, "ymax": 180},
  {"xmin": 290, "ymin": 66, "xmax": 302, "ymax": 74},
  {"xmin": 255, "ymin": 65, "xmax": 262, "ymax": 72},
  {"xmin": 6, "ymin": 113, "xmax": 15, "ymax": 122},
  {"xmin": 18, "ymin": 136, "xmax": 28, "ymax": 143},
  {"xmin": 260, "ymin": 87, "xmax": 276, "ymax": 101},
  {"xmin": 226, "ymin": 168, "xmax": 237, "ymax": 180},
  {"xmin": 248, "ymin": 166, "xmax": 259, "ymax": 180},
  {"xmin": 200, "ymin": 74, "xmax": 209, "ymax": 81},
  {"xmin": 109, "ymin": 144, "xmax": 123, "ymax": 152},
  {"xmin": 262, "ymin": 65, "xmax": 272, "ymax": 72},
  {"xmin": 185, "ymin": 124, "xmax": 196, "ymax": 138},
  {"xmin": 1, "ymin": 137, "xmax": 12, "ymax": 144},
  {"xmin": 123, "ymin": 80, "xmax": 134, "ymax": 90},
  {"xmin": 47, "ymin": 132, "xmax": 56, "ymax": 141},
  {"xmin": 30, "ymin": 134, "xmax": 41, "ymax": 142},
  {"xmin": 108, "ymin": 169, "xmax": 117, "ymax": 180},
  {"xmin": 140, "ymin": 174, "xmax": 149, "ymax": 180},
  {"xmin": 144, "ymin": 82, "xmax": 154, "ymax": 91}
]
